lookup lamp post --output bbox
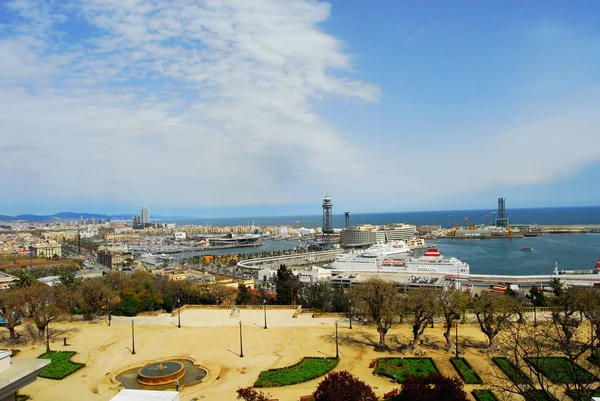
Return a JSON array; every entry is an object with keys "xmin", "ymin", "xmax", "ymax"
[
  {"xmin": 454, "ymin": 319, "xmax": 460, "ymax": 358},
  {"xmin": 177, "ymin": 299, "xmax": 181, "ymax": 328},
  {"xmin": 108, "ymin": 297, "xmax": 112, "ymax": 327},
  {"xmin": 349, "ymin": 300, "xmax": 353, "ymax": 329},
  {"xmin": 175, "ymin": 379, "xmax": 179, "ymax": 392},
  {"xmin": 335, "ymin": 320, "xmax": 339, "ymax": 359},
  {"xmin": 239, "ymin": 320, "xmax": 244, "ymax": 358},
  {"xmin": 263, "ymin": 299, "xmax": 268, "ymax": 329},
  {"xmin": 534, "ymin": 305, "xmax": 537, "ymax": 327},
  {"xmin": 46, "ymin": 323, "xmax": 50, "ymax": 352},
  {"xmin": 131, "ymin": 319, "xmax": 136, "ymax": 355}
]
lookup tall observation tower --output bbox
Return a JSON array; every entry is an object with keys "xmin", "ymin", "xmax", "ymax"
[{"xmin": 322, "ymin": 194, "xmax": 333, "ymax": 246}]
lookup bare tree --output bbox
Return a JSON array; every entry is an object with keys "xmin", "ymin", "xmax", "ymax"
[
  {"xmin": 406, "ymin": 288, "xmax": 439, "ymax": 348},
  {"xmin": 0, "ymin": 288, "xmax": 25, "ymax": 339},
  {"xmin": 473, "ymin": 292, "xmax": 516, "ymax": 348},
  {"xmin": 23, "ymin": 283, "xmax": 80, "ymax": 338},
  {"xmin": 350, "ymin": 278, "xmax": 399, "ymax": 350},
  {"xmin": 490, "ymin": 287, "xmax": 600, "ymax": 401},
  {"xmin": 439, "ymin": 288, "xmax": 471, "ymax": 351}
]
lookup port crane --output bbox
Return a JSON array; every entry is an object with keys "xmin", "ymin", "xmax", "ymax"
[{"xmin": 463, "ymin": 213, "xmax": 476, "ymax": 230}]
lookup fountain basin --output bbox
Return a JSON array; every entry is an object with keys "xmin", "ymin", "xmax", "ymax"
[
  {"xmin": 137, "ymin": 361, "xmax": 185, "ymax": 386},
  {"xmin": 116, "ymin": 359, "xmax": 208, "ymax": 391}
]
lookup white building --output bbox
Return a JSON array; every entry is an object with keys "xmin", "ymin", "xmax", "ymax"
[
  {"xmin": 257, "ymin": 269, "xmax": 276, "ymax": 282},
  {"xmin": 141, "ymin": 207, "xmax": 150, "ymax": 225},
  {"xmin": 297, "ymin": 227, "xmax": 316, "ymax": 236},
  {"xmin": 277, "ymin": 225, "xmax": 288, "ymax": 237},
  {"xmin": 31, "ymin": 242, "xmax": 62, "ymax": 258},
  {"xmin": 173, "ymin": 232, "xmax": 186, "ymax": 240},
  {"xmin": 110, "ymin": 389, "xmax": 179, "ymax": 401},
  {"xmin": 0, "ymin": 350, "xmax": 50, "ymax": 400},
  {"xmin": 294, "ymin": 266, "xmax": 332, "ymax": 284}
]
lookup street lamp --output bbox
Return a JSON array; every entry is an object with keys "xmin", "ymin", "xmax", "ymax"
[
  {"xmin": 454, "ymin": 318, "xmax": 460, "ymax": 358},
  {"xmin": 239, "ymin": 320, "xmax": 244, "ymax": 358},
  {"xmin": 108, "ymin": 297, "xmax": 112, "ymax": 327},
  {"xmin": 175, "ymin": 379, "xmax": 180, "ymax": 392},
  {"xmin": 177, "ymin": 299, "xmax": 181, "ymax": 328},
  {"xmin": 349, "ymin": 300, "xmax": 353, "ymax": 329},
  {"xmin": 131, "ymin": 319, "xmax": 136, "ymax": 355},
  {"xmin": 533, "ymin": 305, "xmax": 537, "ymax": 327},
  {"xmin": 263, "ymin": 299, "xmax": 268, "ymax": 329},
  {"xmin": 335, "ymin": 320, "xmax": 339, "ymax": 359},
  {"xmin": 46, "ymin": 323, "xmax": 51, "ymax": 352}
]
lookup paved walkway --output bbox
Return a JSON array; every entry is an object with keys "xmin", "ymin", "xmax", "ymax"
[{"xmin": 112, "ymin": 309, "xmax": 343, "ymax": 328}]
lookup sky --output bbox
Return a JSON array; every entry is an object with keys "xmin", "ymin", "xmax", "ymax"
[{"xmin": 1, "ymin": 0, "xmax": 600, "ymax": 217}]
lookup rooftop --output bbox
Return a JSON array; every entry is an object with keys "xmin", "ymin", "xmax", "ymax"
[{"xmin": 110, "ymin": 389, "xmax": 179, "ymax": 401}]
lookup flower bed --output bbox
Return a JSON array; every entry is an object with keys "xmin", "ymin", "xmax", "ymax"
[
  {"xmin": 524, "ymin": 389, "xmax": 558, "ymax": 401},
  {"xmin": 450, "ymin": 357, "xmax": 483, "ymax": 384},
  {"xmin": 527, "ymin": 357, "xmax": 597, "ymax": 384},
  {"xmin": 472, "ymin": 389, "xmax": 498, "ymax": 401},
  {"xmin": 491, "ymin": 357, "xmax": 530, "ymax": 384},
  {"xmin": 37, "ymin": 351, "xmax": 85, "ymax": 380},
  {"xmin": 254, "ymin": 357, "xmax": 338, "ymax": 388},
  {"xmin": 373, "ymin": 357, "xmax": 439, "ymax": 383}
]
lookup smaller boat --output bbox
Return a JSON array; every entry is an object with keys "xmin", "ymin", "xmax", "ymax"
[{"xmin": 521, "ymin": 247, "xmax": 533, "ymax": 252}]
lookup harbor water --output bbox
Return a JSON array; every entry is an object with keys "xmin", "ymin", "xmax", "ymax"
[
  {"xmin": 173, "ymin": 235, "xmax": 600, "ymax": 277},
  {"xmin": 418, "ymin": 233, "xmax": 600, "ymax": 276}
]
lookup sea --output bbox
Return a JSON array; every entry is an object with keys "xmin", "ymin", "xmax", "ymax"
[
  {"xmin": 167, "ymin": 206, "xmax": 600, "ymax": 228},
  {"xmin": 169, "ymin": 206, "xmax": 600, "ymax": 276}
]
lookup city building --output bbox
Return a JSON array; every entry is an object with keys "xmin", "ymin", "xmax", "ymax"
[
  {"xmin": 0, "ymin": 350, "xmax": 50, "ymax": 401},
  {"xmin": 173, "ymin": 232, "xmax": 186, "ymax": 240},
  {"xmin": 339, "ymin": 223, "xmax": 417, "ymax": 249},
  {"xmin": 30, "ymin": 241, "xmax": 62, "ymax": 258},
  {"xmin": 141, "ymin": 207, "xmax": 150, "ymax": 225},
  {"xmin": 97, "ymin": 246, "xmax": 129, "ymax": 269},
  {"xmin": 0, "ymin": 272, "xmax": 16, "ymax": 290}
]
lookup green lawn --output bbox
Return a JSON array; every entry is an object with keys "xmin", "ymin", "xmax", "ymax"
[
  {"xmin": 450, "ymin": 357, "xmax": 483, "ymax": 384},
  {"xmin": 37, "ymin": 351, "xmax": 85, "ymax": 380},
  {"xmin": 373, "ymin": 358, "xmax": 440, "ymax": 382},
  {"xmin": 524, "ymin": 389, "xmax": 558, "ymax": 401},
  {"xmin": 491, "ymin": 357, "xmax": 530, "ymax": 384},
  {"xmin": 254, "ymin": 357, "xmax": 338, "ymax": 387},
  {"xmin": 472, "ymin": 389, "xmax": 498, "ymax": 401},
  {"xmin": 527, "ymin": 357, "xmax": 597, "ymax": 384}
]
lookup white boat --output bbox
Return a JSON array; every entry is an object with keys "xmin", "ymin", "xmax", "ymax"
[
  {"xmin": 330, "ymin": 241, "xmax": 409, "ymax": 272},
  {"xmin": 361, "ymin": 241, "xmax": 410, "ymax": 257},
  {"xmin": 330, "ymin": 246, "xmax": 469, "ymax": 276},
  {"xmin": 404, "ymin": 249, "xmax": 470, "ymax": 277}
]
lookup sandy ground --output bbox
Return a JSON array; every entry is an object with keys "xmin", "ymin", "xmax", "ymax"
[{"xmin": 3, "ymin": 309, "xmax": 514, "ymax": 401}]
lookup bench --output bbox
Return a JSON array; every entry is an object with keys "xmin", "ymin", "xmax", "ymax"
[{"xmin": 300, "ymin": 395, "xmax": 315, "ymax": 401}]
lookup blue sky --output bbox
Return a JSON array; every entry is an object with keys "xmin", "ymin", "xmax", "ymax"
[{"xmin": 1, "ymin": 0, "xmax": 599, "ymax": 217}]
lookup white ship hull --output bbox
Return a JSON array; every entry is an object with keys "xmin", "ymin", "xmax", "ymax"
[{"xmin": 330, "ymin": 248, "xmax": 470, "ymax": 276}]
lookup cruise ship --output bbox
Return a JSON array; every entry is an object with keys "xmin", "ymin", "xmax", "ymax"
[
  {"xmin": 330, "ymin": 241, "xmax": 409, "ymax": 272},
  {"xmin": 330, "ymin": 246, "xmax": 469, "ymax": 276},
  {"xmin": 403, "ymin": 249, "xmax": 469, "ymax": 277}
]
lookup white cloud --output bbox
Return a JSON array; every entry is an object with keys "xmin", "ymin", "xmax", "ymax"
[
  {"xmin": 0, "ymin": 0, "xmax": 382, "ymax": 211},
  {"xmin": 0, "ymin": 2, "xmax": 599, "ymax": 214}
]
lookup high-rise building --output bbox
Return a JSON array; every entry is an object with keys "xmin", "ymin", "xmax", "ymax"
[{"xmin": 141, "ymin": 207, "xmax": 150, "ymax": 225}]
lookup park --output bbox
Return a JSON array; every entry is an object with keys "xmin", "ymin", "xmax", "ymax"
[{"xmin": 3, "ymin": 301, "xmax": 600, "ymax": 401}]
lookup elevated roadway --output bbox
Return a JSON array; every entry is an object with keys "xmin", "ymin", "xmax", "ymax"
[{"xmin": 237, "ymin": 249, "xmax": 342, "ymax": 270}]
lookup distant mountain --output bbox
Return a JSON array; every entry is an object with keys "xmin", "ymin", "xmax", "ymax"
[{"xmin": 0, "ymin": 212, "xmax": 172, "ymax": 222}]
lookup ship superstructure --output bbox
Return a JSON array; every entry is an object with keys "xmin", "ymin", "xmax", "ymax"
[{"xmin": 330, "ymin": 244, "xmax": 469, "ymax": 276}]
